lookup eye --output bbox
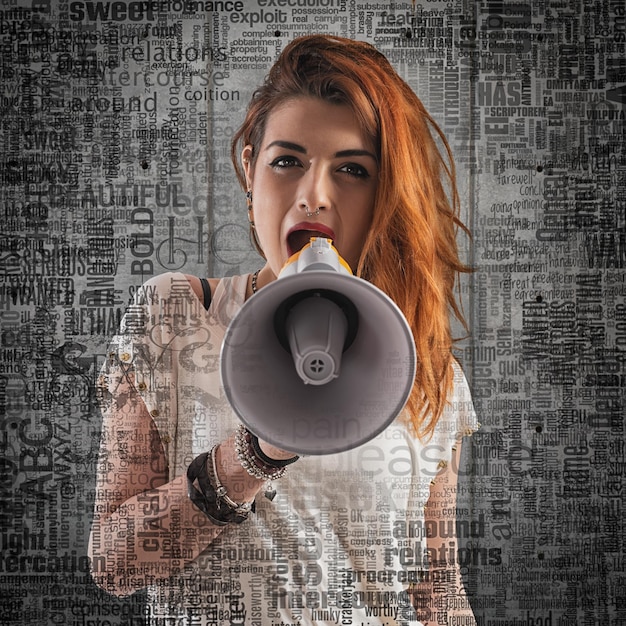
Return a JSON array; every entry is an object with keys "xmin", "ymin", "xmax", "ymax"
[
  {"xmin": 270, "ymin": 155, "xmax": 301, "ymax": 169},
  {"xmin": 339, "ymin": 163, "xmax": 370, "ymax": 179}
]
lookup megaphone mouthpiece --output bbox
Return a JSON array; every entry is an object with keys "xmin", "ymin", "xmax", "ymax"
[
  {"xmin": 280, "ymin": 237, "xmax": 353, "ymax": 277},
  {"xmin": 286, "ymin": 294, "xmax": 348, "ymax": 386}
]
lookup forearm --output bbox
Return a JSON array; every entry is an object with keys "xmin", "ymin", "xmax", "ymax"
[
  {"xmin": 89, "ymin": 433, "xmax": 270, "ymax": 596},
  {"xmin": 90, "ymin": 474, "xmax": 208, "ymax": 595}
]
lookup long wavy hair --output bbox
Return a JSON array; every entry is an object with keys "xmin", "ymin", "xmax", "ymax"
[{"xmin": 231, "ymin": 35, "xmax": 471, "ymax": 440}]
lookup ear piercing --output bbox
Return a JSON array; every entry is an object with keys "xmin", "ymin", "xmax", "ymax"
[{"xmin": 245, "ymin": 190, "xmax": 266, "ymax": 259}]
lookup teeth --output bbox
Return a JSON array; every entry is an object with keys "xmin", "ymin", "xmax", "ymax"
[{"xmin": 309, "ymin": 232, "xmax": 331, "ymax": 241}]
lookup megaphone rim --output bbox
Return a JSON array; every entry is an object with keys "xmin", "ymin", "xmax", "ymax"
[{"xmin": 220, "ymin": 271, "xmax": 417, "ymax": 455}]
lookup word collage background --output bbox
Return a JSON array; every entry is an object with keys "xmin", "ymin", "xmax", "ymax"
[{"xmin": 0, "ymin": 0, "xmax": 624, "ymax": 624}]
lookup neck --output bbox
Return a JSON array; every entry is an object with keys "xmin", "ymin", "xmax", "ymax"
[{"xmin": 246, "ymin": 264, "xmax": 274, "ymax": 299}]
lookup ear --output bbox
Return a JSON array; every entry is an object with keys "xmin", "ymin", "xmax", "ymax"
[{"xmin": 241, "ymin": 145, "xmax": 254, "ymax": 189}]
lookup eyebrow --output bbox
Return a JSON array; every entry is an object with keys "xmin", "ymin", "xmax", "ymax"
[
  {"xmin": 265, "ymin": 140, "xmax": 377, "ymax": 162},
  {"xmin": 266, "ymin": 140, "xmax": 306, "ymax": 153}
]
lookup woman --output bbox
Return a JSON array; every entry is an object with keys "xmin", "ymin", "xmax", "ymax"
[{"xmin": 89, "ymin": 35, "xmax": 479, "ymax": 625}]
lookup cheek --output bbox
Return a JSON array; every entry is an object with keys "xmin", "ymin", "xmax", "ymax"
[
  {"xmin": 253, "ymin": 210, "xmax": 279, "ymax": 246},
  {"xmin": 355, "ymin": 199, "xmax": 375, "ymax": 239},
  {"xmin": 250, "ymin": 197, "xmax": 285, "ymax": 261},
  {"xmin": 344, "ymin": 230, "xmax": 370, "ymax": 269},
  {"xmin": 349, "ymin": 206, "xmax": 375, "ymax": 265},
  {"xmin": 253, "ymin": 177, "xmax": 291, "ymax": 214}
]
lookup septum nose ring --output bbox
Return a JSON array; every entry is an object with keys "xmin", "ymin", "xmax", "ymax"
[{"xmin": 305, "ymin": 207, "xmax": 321, "ymax": 218}]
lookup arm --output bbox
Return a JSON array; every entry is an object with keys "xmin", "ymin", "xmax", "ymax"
[
  {"xmin": 89, "ymin": 274, "xmax": 295, "ymax": 596},
  {"xmin": 88, "ymin": 373, "xmax": 269, "ymax": 596},
  {"xmin": 411, "ymin": 442, "xmax": 476, "ymax": 624},
  {"xmin": 88, "ymin": 274, "xmax": 231, "ymax": 595}
]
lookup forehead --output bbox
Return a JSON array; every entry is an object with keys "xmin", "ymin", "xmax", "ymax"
[{"xmin": 261, "ymin": 96, "xmax": 374, "ymax": 149}]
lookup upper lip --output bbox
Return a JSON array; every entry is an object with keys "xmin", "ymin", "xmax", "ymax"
[{"xmin": 286, "ymin": 222, "xmax": 336, "ymax": 255}]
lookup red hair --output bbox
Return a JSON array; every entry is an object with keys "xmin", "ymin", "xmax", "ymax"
[{"xmin": 231, "ymin": 35, "xmax": 471, "ymax": 440}]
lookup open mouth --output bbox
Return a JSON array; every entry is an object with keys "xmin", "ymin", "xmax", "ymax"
[{"xmin": 287, "ymin": 224, "xmax": 336, "ymax": 256}]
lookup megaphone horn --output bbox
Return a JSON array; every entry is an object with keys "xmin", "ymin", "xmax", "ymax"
[{"xmin": 220, "ymin": 238, "xmax": 417, "ymax": 455}]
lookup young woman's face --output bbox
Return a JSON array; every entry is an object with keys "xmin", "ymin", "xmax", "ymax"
[{"xmin": 243, "ymin": 96, "xmax": 379, "ymax": 280}]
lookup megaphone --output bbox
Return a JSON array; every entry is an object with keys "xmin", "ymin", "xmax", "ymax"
[{"xmin": 220, "ymin": 238, "xmax": 417, "ymax": 455}]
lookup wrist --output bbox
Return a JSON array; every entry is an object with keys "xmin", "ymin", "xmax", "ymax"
[
  {"xmin": 251, "ymin": 433, "xmax": 299, "ymax": 465},
  {"xmin": 187, "ymin": 446, "xmax": 255, "ymax": 525},
  {"xmin": 234, "ymin": 425, "xmax": 299, "ymax": 481}
]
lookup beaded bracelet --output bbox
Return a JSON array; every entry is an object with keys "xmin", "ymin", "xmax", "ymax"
[{"xmin": 235, "ymin": 425, "xmax": 299, "ymax": 481}]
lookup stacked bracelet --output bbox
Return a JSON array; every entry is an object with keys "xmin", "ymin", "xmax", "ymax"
[
  {"xmin": 234, "ymin": 424, "xmax": 299, "ymax": 481},
  {"xmin": 187, "ymin": 428, "xmax": 299, "ymax": 522},
  {"xmin": 187, "ymin": 452, "xmax": 228, "ymax": 525},
  {"xmin": 206, "ymin": 444, "xmax": 255, "ymax": 521},
  {"xmin": 187, "ymin": 447, "xmax": 254, "ymax": 525}
]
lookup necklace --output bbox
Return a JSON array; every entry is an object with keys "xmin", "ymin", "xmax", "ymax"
[{"xmin": 251, "ymin": 269, "xmax": 260, "ymax": 294}]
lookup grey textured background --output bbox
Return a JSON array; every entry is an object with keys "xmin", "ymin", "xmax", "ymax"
[{"xmin": 0, "ymin": 0, "xmax": 624, "ymax": 623}]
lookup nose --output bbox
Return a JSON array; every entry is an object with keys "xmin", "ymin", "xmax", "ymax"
[{"xmin": 298, "ymin": 165, "xmax": 333, "ymax": 216}]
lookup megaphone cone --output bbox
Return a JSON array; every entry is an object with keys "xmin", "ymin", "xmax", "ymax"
[{"xmin": 220, "ymin": 238, "xmax": 417, "ymax": 455}]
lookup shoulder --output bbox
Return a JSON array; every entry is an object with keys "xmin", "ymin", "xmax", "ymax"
[
  {"xmin": 184, "ymin": 275, "xmax": 220, "ymax": 303},
  {"xmin": 132, "ymin": 272, "xmax": 219, "ymax": 304},
  {"xmin": 442, "ymin": 358, "xmax": 480, "ymax": 437},
  {"xmin": 135, "ymin": 273, "xmax": 249, "ymax": 312},
  {"xmin": 186, "ymin": 274, "xmax": 251, "ymax": 310}
]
